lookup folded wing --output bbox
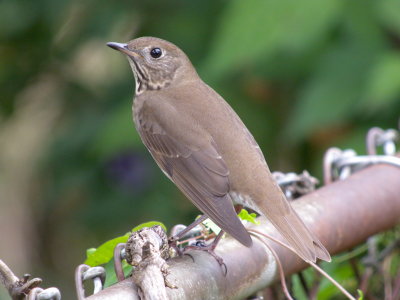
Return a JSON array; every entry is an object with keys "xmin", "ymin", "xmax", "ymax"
[{"xmin": 135, "ymin": 97, "xmax": 252, "ymax": 247}]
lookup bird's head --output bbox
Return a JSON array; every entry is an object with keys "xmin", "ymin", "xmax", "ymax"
[{"xmin": 107, "ymin": 37, "xmax": 197, "ymax": 94}]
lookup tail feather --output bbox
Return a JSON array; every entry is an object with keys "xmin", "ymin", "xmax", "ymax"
[
  {"xmin": 265, "ymin": 207, "xmax": 331, "ymax": 263},
  {"xmin": 313, "ymin": 240, "xmax": 331, "ymax": 262}
]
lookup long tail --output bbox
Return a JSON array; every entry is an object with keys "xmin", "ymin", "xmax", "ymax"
[{"xmin": 264, "ymin": 206, "xmax": 331, "ymax": 263}]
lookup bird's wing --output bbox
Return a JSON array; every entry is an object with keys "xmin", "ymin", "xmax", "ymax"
[{"xmin": 134, "ymin": 96, "xmax": 252, "ymax": 247}]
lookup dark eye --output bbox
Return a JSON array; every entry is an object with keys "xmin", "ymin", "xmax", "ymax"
[{"xmin": 150, "ymin": 47, "xmax": 162, "ymax": 58}]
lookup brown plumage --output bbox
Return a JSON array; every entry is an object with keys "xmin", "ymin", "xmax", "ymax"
[{"xmin": 107, "ymin": 37, "xmax": 331, "ymax": 263}]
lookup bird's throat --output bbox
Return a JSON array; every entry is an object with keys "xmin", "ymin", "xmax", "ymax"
[
  {"xmin": 128, "ymin": 57, "xmax": 147, "ymax": 95},
  {"xmin": 128, "ymin": 57, "xmax": 173, "ymax": 95}
]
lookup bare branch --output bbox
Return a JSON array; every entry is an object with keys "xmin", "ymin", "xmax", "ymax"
[
  {"xmin": 0, "ymin": 260, "xmax": 19, "ymax": 295},
  {"xmin": 0, "ymin": 260, "xmax": 42, "ymax": 300}
]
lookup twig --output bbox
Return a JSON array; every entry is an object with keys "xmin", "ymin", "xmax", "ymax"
[
  {"xmin": 248, "ymin": 229, "xmax": 356, "ymax": 300},
  {"xmin": 250, "ymin": 233, "xmax": 294, "ymax": 300},
  {"xmin": 0, "ymin": 260, "xmax": 42, "ymax": 300},
  {"xmin": 0, "ymin": 259, "xmax": 19, "ymax": 295}
]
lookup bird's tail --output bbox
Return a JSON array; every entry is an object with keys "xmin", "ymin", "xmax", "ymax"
[{"xmin": 265, "ymin": 206, "xmax": 331, "ymax": 263}]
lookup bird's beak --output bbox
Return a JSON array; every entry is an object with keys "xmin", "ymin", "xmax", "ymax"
[{"xmin": 107, "ymin": 42, "xmax": 140, "ymax": 58}]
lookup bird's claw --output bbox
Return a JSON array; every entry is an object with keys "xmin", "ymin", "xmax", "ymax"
[{"xmin": 183, "ymin": 244, "xmax": 227, "ymax": 276}]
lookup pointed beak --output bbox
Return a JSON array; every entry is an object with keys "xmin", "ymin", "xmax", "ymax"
[{"xmin": 107, "ymin": 42, "xmax": 140, "ymax": 58}]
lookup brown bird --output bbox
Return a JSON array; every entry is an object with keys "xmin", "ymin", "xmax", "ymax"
[{"xmin": 107, "ymin": 37, "xmax": 331, "ymax": 263}]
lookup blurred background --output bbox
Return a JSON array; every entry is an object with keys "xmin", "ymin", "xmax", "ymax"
[{"xmin": 1, "ymin": 0, "xmax": 399, "ymax": 299}]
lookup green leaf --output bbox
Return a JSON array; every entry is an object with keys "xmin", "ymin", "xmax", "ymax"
[
  {"xmin": 202, "ymin": 218, "xmax": 221, "ymax": 235},
  {"xmin": 317, "ymin": 261, "xmax": 357, "ymax": 299},
  {"xmin": 238, "ymin": 209, "xmax": 260, "ymax": 225},
  {"xmin": 357, "ymin": 289, "xmax": 364, "ymax": 300},
  {"xmin": 103, "ymin": 259, "xmax": 133, "ymax": 288},
  {"xmin": 86, "ymin": 248, "xmax": 97, "ymax": 258},
  {"xmin": 84, "ymin": 221, "xmax": 166, "ymax": 267},
  {"xmin": 131, "ymin": 221, "xmax": 167, "ymax": 233},
  {"xmin": 291, "ymin": 272, "xmax": 313, "ymax": 300},
  {"xmin": 84, "ymin": 234, "xmax": 130, "ymax": 267}
]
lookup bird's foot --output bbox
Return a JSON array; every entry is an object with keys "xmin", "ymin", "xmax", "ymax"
[{"xmin": 183, "ymin": 241, "xmax": 227, "ymax": 275}]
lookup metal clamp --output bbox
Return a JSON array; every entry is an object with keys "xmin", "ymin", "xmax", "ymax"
[
  {"xmin": 28, "ymin": 287, "xmax": 61, "ymax": 300},
  {"xmin": 366, "ymin": 127, "xmax": 398, "ymax": 155},
  {"xmin": 324, "ymin": 127, "xmax": 400, "ymax": 184},
  {"xmin": 75, "ymin": 265, "xmax": 106, "ymax": 300},
  {"xmin": 324, "ymin": 148, "xmax": 400, "ymax": 184},
  {"xmin": 273, "ymin": 171, "xmax": 319, "ymax": 200},
  {"xmin": 113, "ymin": 243, "xmax": 127, "ymax": 282}
]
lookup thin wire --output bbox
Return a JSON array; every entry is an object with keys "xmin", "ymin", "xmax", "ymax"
[
  {"xmin": 250, "ymin": 232, "xmax": 294, "ymax": 300},
  {"xmin": 248, "ymin": 229, "xmax": 356, "ymax": 300}
]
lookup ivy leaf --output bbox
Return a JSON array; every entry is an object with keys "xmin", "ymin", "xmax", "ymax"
[
  {"xmin": 103, "ymin": 259, "xmax": 133, "ymax": 288},
  {"xmin": 84, "ymin": 234, "xmax": 130, "ymax": 267},
  {"xmin": 238, "ymin": 209, "xmax": 260, "ymax": 225},
  {"xmin": 86, "ymin": 248, "xmax": 97, "ymax": 258},
  {"xmin": 202, "ymin": 218, "xmax": 221, "ymax": 235}
]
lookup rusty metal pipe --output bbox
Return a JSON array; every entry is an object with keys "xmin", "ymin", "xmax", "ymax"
[
  {"xmin": 87, "ymin": 163, "xmax": 400, "ymax": 299},
  {"xmin": 276, "ymin": 162, "xmax": 400, "ymax": 274}
]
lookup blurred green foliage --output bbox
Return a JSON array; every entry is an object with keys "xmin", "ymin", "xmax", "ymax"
[{"xmin": 0, "ymin": 0, "xmax": 399, "ymax": 298}]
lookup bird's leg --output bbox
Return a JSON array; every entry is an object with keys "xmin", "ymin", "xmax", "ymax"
[
  {"xmin": 170, "ymin": 211, "xmax": 245, "ymax": 274},
  {"xmin": 183, "ymin": 230, "xmax": 227, "ymax": 275},
  {"xmin": 181, "ymin": 205, "xmax": 244, "ymax": 273},
  {"xmin": 168, "ymin": 214, "xmax": 209, "ymax": 254},
  {"xmin": 174, "ymin": 205, "xmax": 244, "ymax": 273},
  {"xmin": 168, "ymin": 215, "xmax": 226, "ymax": 273}
]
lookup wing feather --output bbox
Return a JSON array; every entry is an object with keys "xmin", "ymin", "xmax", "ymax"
[{"xmin": 135, "ymin": 98, "xmax": 252, "ymax": 247}]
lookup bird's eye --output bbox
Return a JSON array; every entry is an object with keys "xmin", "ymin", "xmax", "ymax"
[{"xmin": 150, "ymin": 48, "xmax": 162, "ymax": 58}]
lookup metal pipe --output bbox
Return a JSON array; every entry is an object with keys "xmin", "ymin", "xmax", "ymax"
[{"xmin": 87, "ymin": 162, "xmax": 400, "ymax": 299}]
